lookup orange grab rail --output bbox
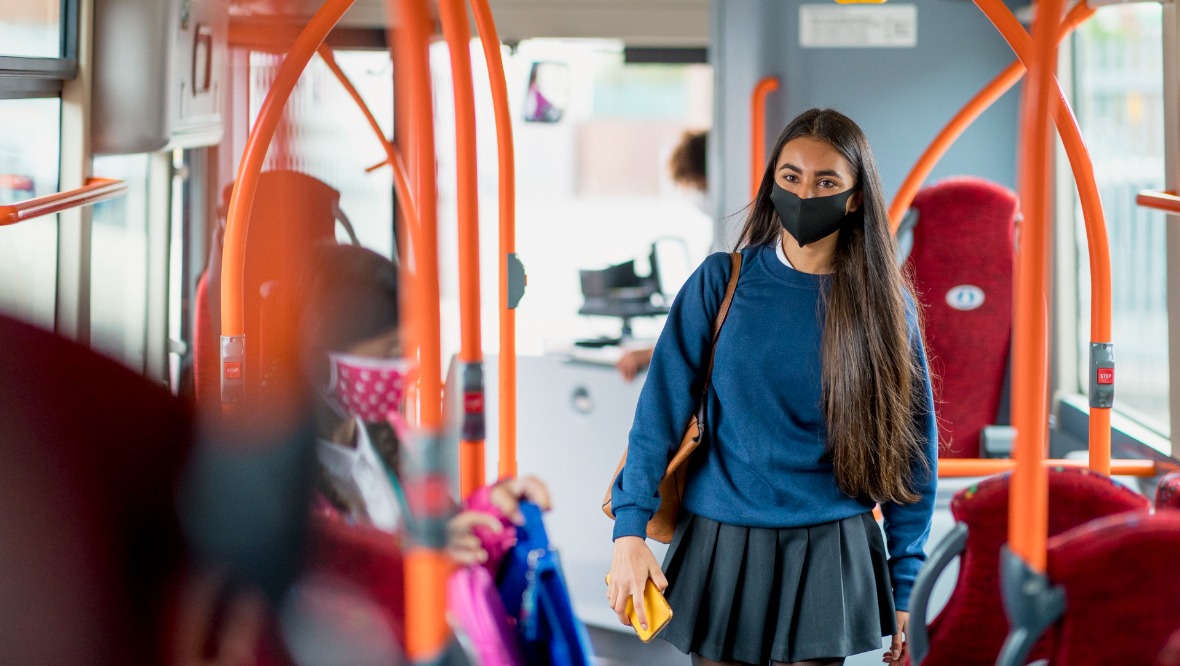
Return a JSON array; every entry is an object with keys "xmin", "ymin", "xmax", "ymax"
[
  {"xmin": 979, "ymin": 0, "xmax": 1066, "ymax": 573},
  {"xmin": 751, "ymin": 76, "xmax": 780, "ymax": 200},
  {"xmin": 388, "ymin": 0, "xmax": 450, "ymax": 659},
  {"xmin": 0, "ymin": 178, "xmax": 127, "ymax": 226},
  {"xmin": 1137, "ymin": 190, "xmax": 1180, "ymax": 214},
  {"xmin": 972, "ymin": 0, "xmax": 1114, "ymax": 477},
  {"xmin": 468, "ymin": 0, "xmax": 519, "ymax": 480},
  {"xmin": 219, "ymin": 0, "xmax": 354, "ymax": 405},
  {"xmin": 316, "ymin": 46, "xmax": 421, "ymax": 244},
  {"xmin": 439, "ymin": 0, "xmax": 486, "ymax": 499},
  {"xmin": 939, "ymin": 458, "xmax": 1156, "ymax": 478},
  {"xmin": 888, "ymin": 0, "xmax": 1094, "ymax": 230}
]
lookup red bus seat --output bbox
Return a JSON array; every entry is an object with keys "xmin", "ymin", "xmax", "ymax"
[
  {"xmin": 905, "ymin": 178, "xmax": 1019, "ymax": 458},
  {"xmin": 193, "ymin": 170, "xmax": 343, "ymax": 406},
  {"xmin": 908, "ymin": 467, "xmax": 1148, "ymax": 665},
  {"xmin": 1044, "ymin": 511, "xmax": 1180, "ymax": 665},
  {"xmin": 0, "ymin": 313, "xmax": 193, "ymax": 663},
  {"xmin": 1155, "ymin": 471, "xmax": 1180, "ymax": 511}
]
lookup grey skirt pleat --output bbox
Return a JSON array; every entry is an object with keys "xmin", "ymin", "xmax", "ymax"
[{"xmin": 659, "ymin": 511, "xmax": 896, "ymax": 664}]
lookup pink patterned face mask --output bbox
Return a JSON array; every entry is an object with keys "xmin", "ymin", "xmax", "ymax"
[{"xmin": 323, "ymin": 353, "xmax": 414, "ymax": 423}]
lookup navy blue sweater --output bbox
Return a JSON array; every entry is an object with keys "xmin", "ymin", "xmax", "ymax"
[{"xmin": 611, "ymin": 243, "xmax": 938, "ymax": 612}]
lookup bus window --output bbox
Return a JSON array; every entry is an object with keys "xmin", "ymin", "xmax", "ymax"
[
  {"xmin": 246, "ymin": 50, "xmax": 395, "ymax": 256},
  {"xmin": 90, "ymin": 154, "xmax": 153, "ymax": 372},
  {"xmin": 1068, "ymin": 4, "xmax": 1167, "ymax": 435},
  {"xmin": 0, "ymin": 97, "xmax": 61, "ymax": 330},
  {"xmin": 0, "ymin": 0, "xmax": 62, "ymax": 59}
]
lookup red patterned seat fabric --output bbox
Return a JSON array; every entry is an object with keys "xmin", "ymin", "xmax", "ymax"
[
  {"xmin": 1155, "ymin": 472, "xmax": 1180, "ymax": 511},
  {"xmin": 906, "ymin": 178, "xmax": 1018, "ymax": 458},
  {"xmin": 919, "ymin": 467, "xmax": 1148, "ymax": 665},
  {"xmin": 1047, "ymin": 511, "xmax": 1180, "ymax": 665}
]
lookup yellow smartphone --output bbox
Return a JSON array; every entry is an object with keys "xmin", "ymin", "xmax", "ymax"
[{"xmin": 605, "ymin": 574, "xmax": 673, "ymax": 642}]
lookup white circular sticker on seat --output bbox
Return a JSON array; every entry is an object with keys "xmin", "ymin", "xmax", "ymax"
[{"xmin": 946, "ymin": 285, "xmax": 985, "ymax": 311}]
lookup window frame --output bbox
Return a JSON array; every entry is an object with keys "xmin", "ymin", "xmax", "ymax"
[
  {"xmin": 0, "ymin": 0, "xmax": 79, "ymax": 96},
  {"xmin": 1056, "ymin": 4, "xmax": 1176, "ymax": 455}
]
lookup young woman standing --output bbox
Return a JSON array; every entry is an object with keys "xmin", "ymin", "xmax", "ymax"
[{"xmin": 607, "ymin": 108, "xmax": 937, "ymax": 666}]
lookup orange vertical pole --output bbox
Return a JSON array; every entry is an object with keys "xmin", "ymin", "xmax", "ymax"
[
  {"xmin": 388, "ymin": 0, "xmax": 451, "ymax": 662},
  {"xmin": 972, "ymin": 0, "xmax": 1112, "ymax": 476},
  {"xmin": 219, "ymin": 0, "xmax": 355, "ymax": 407},
  {"xmin": 888, "ymin": 1, "xmax": 1095, "ymax": 230},
  {"xmin": 439, "ymin": 0, "xmax": 486, "ymax": 500},
  {"xmin": 468, "ymin": 0, "xmax": 520, "ymax": 479},
  {"xmin": 978, "ymin": 0, "xmax": 1066, "ymax": 573},
  {"xmin": 751, "ymin": 76, "xmax": 779, "ymax": 200}
]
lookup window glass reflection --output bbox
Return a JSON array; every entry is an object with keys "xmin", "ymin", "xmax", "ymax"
[
  {"xmin": 1073, "ymin": 5, "xmax": 1168, "ymax": 433},
  {"xmin": 0, "ymin": 0, "xmax": 62, "ymax": 59},
  {"xmin": 91, "ymin": 154, "xmax": 150, "ymax": 370},
  {"xmin": 0, "ymin": 98, "xmax": 61, "ymax": 330}
]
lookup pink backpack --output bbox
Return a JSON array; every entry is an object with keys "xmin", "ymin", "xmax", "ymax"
[{"xmin": 447, "ymin": 565, "xmax": 524, "ymax": 666}]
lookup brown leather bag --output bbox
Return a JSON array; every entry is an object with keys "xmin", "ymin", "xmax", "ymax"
[{"xmin": 601, "ymin": 252, "xmax": 743, "ymax": 543}]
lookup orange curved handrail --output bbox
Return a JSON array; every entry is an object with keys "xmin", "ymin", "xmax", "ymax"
[
  {"xmin": 979, "ymin": 0, "xmax": 1066, "ymax": 573},
  {"xmin": 0, "ymin": 178, "xmax": 127, "ymax": 226},
  {"xmin": 439, "ymin": 0, "xmax": 486, "ymax": 499},
  {"xmin": 888, "ymin": 0, "xmax": 1094, "ymax": 229},
  {"xmin": 316, "ymin": 46, "xmax": 421, "ymax": 244},
  {"xmin": 388, "ymin": 0, "xmax": 450, "ymax": 660},
  {"xmin": 939, "ymin": 458, "xmax": 1157, "ymax": 478},
  {"xmin": 468, "ymin": 0, "xmax": 520, "ymax": 480},
  {"xmin": 1137, "ymin": 189, "xmax": 1180, "ymax": 214},
  {"xmin": 972, "ymin": 0, "xmax": 1113, "ymax": 478},
  {"xmin": 751, "ymin": 76, "xmax": 779, "ymax": 200},
  {"xmin": 220, "ymin": 0, "xmax": 355, "ymax": 404}
]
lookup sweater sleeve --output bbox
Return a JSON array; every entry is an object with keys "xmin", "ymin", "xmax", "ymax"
[
  {"xmin": 880, "ymin": 297, "xmax": 939, "ymax": 612},
  {"xmin": 610, "ymin": 252, "xmax": 733, "ymax": 541}
]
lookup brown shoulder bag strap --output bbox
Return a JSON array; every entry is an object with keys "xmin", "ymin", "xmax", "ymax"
[{"xmin": 694, "ymin": 252, "xmax": 743, "ymax": 423}]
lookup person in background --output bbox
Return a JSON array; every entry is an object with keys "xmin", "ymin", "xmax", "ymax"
[
  {"xmin": 617, "ymin": 129, "xmax": 709, "ymax": 382},
  {"xmin": 298, "ymin": 243, "xmax": 549, "ymax": 565},
  {"xmin": 607, "ymin": 109, "xmax": 937, "ymax": 666}
]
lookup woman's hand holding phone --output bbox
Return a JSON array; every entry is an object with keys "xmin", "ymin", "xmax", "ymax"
[{"xmin": 608, "ymin": 537, "xmax": 670, "ymax": 637}]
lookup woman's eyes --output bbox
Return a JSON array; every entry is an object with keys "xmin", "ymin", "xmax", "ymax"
[{"xmin": 780, "ymin": 173, "xmax": 839, "ymax": 188}]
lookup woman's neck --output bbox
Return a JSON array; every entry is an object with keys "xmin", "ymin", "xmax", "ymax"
[{"xmin": 781, "ymin": 231, "xmax": 838, "ymax": 274}]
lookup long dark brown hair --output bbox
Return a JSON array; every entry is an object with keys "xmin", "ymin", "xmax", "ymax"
[{"xmin": 737, "ymin": 108, "xmax": 929, "ymax": 504}]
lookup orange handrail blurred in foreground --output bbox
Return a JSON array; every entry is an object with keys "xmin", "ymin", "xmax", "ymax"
[
  {"xmin": 887, "ymin": 0, "xmax": 1094, "ymax": 230},
  {"xmin": 219, "ymin": 0, "xmax": 354, "ymax": 405},
  {"xmin": 938, "ymin": 458, "xmax": 1156, "ymax": 478},
  {"xmin": 751, "ymin": 76, "xmax": 779, "ymax": 200},
  {"xmin": 0, "ymin": 178, "xmax": 126, "ymax": 226},
  {"xmin": 439, "ymin": 0, "xmax": 486, "ymax": 500},
  {"xmin": 972, "ymin": 0, "xmax": 1113, "ymax": 476},
  {"xmin": 316, "ymin": 46, "xmax": 421, "ymax": 242},
  {"xmin": 388, "ymin": 0, "xmax": 452, "ymax": 660},
  {"xmin": 985, "ymin": 0, "xmax": 1066, "ymax": 573},
  {"xmin": 468, "ymin": 0, "xmax": 520, "ymax": 481},
  {"xmin": 1137, "ymin": 189, "xmax": 1180, "ymax": 214}
]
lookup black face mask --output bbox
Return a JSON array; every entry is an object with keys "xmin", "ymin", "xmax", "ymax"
[{"xmin": 770, "ymin": 183, "xmax": 856, "ymax": 246}]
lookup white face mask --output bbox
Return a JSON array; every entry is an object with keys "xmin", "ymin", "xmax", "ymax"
[{"xmin": 322, "ymin": 353, "xmax": 415, "ymax": 423}]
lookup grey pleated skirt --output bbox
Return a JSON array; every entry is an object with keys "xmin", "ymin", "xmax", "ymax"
[{"xmin": 659, "ymin": 511, "xmax": 896, "ymax": 664}]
